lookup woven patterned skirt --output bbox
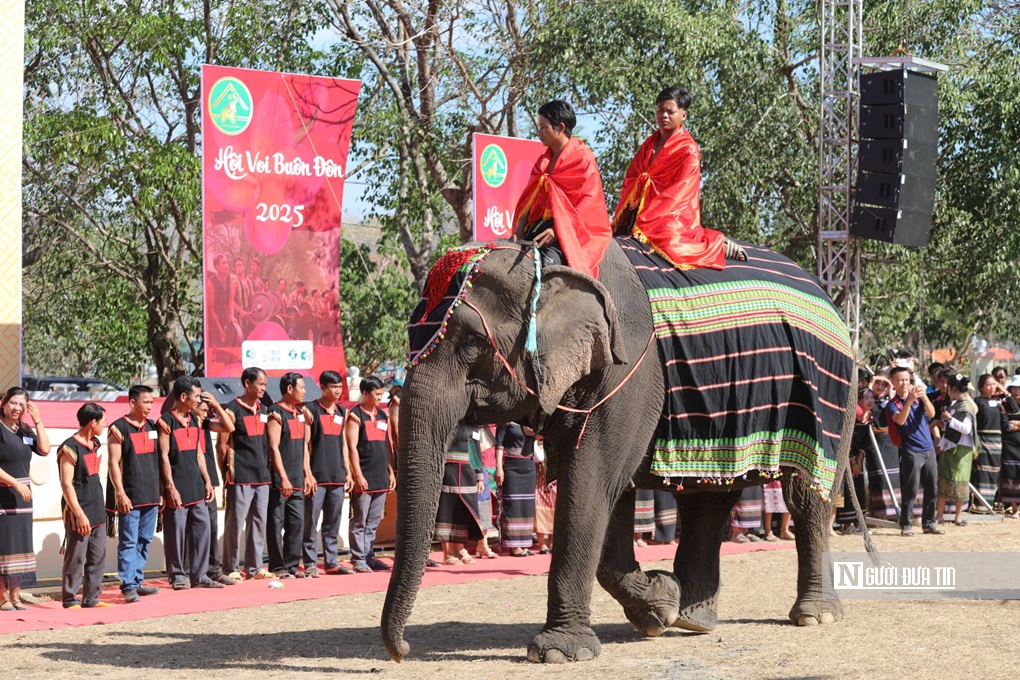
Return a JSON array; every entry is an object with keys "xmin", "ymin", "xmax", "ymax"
[
  {"xmin": 499, "ymin": 455, "xmax": 536, "ymax": 548},
  {"xmin": 535, "ymin": 462, "xmax": 557, "ymax": 535},
  {"xmin": 999, "ymin": 431, "xmax": 1020, "ymax": 506},
  {"xmin": 972, "ymin": 431, "xmax": 1002, "ymax": 506},
  {"xmin": 634, "ymin": 489, "xmax": 656, "ymax": 534},
  {"xmin": 652, "ymin": 490, "xmax": 678, "ymax": 543},
  {"xmin": 434, "ymin": 452, "xmax": 483, "ymax": 543},
  {"xmin": 733, "ymin": 485, "xmax": 763, "ymax": 530},
  {"xmin": 0, "ymin": 483, "xmax": 36, "ymax": 588}
]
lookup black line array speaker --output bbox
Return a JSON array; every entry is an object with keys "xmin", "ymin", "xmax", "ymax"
[{"xmin": 851, "ymin": 69, "xmax": 938, "ymax": 247}]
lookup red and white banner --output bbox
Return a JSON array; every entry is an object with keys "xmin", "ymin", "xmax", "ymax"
[
  {"xmin": 472, "ymin": 133, "xmax": 545, "ymax": 241},
  {"xmin": 201, "ymin": 65, "xmax": 360, "ymax": 386}
]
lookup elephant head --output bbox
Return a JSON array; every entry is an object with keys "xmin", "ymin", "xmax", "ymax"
[{"xmin": 381, "ymin": 245, "xmax": 626, "ymax": 661}]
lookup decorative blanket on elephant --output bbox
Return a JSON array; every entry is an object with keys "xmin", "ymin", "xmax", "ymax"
[
  {"xmin": 406, "ymin": 246, "xmax": 490, "ymax": 367},
  {"xmin": 619, "ymin": 236, "xmax": 854, "ymax": 494}
]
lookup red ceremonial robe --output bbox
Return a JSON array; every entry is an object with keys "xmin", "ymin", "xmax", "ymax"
[
  {"xmin": 513, "ymin": 137, "xmax": 612, "ymax": 279},
  {"xmin": 612, "ymin": 128, "xmax": 726, "ymax": 270}
]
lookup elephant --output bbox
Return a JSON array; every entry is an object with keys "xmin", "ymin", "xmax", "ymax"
[{"xmin": 381, "ymin": 236, "xmax": 856, "ymax": 664}]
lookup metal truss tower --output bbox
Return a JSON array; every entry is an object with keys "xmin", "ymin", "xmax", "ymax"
[{"xmin": 818, "ymin": 0, "xmax": 863, "ymax": 354}]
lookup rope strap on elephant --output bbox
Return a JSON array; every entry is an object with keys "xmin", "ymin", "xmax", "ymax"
[{"xmin": 619, "ymin": 237, "xmax": 854, "ymax": 496}]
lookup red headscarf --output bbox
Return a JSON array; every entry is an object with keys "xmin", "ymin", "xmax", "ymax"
[
  {"xmin": 513, "ymin": 137, "xmax": 612, "ymax": 279},
  {"xmin": 612, "ymin": 128, "xmax": 725, "ymax": 270}
]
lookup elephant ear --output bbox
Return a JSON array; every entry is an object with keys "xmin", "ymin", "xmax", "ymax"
[{"xmin": 533, "ymin": 265, "xmax": 628, "ymax": 415}]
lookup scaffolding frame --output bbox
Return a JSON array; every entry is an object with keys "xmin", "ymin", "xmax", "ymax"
[{"xmin": 818, "ymin": 0, "xmax": 863, "ymax": 354}]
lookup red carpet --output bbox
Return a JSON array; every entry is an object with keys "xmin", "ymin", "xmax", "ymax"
[{"xmin": 0, "ymin": 541, "xmax": 793, "ymax": 636}]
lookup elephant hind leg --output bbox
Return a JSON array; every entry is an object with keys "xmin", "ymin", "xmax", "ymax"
[
  {"xmin": 783, "ymin": 471, "xmax": 843, "ymax": 626},
  {"xmin": 672, "ymin": 489, "xmax": 742, "ymax": 632},
  {"xmin": 596, "ymin": 489, "xmax": 679, "ymax": 636}
]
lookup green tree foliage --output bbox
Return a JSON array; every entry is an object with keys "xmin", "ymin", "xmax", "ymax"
[{"xmin": 339, "ymin": 239, "xmax": 416, "ymax": 372}]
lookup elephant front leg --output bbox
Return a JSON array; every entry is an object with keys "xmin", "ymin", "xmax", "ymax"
[
  {"xmin": 527, "ymin": 447, "xmax": 619, "ymax": 663},
  {"xmin": 596, "ymin": 489, "xmax": 679, "ymax": 636},
  {"xmin": 783, "ymin": 472, "xmax": 843, "ymax": 626},
  {"xmin": 671, "ymin": 490, "xmax": 742, "ymax": 632}
]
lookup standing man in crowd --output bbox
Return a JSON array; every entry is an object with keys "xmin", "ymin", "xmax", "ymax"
[
  {"xmin": 887, "ymin": 366, "xmax": 944, "ymax": 537},
  {"xmin": 194, "ymin": 392, "xmax": 235, "ymax": 585},
  {"xmin": 59, "ymin": 403, "xmax": 112, "ymax": 609},
  {"xmin": 159, "ymin": 376, "xmax": 223, "ymax": 589},
  {"xmin": 106, "ymin": 385, "xmax": 162, "ymax": 603},
  {"xmin": 346, "ymin": 376, "xmax": 396, "ymax": 573},
  {"xmin": 266, "ymin": 372, "xmax": 313, "ymax": 578},
  {"xmin": 301, "ymin": 371, "xmax": 352, "ymax": 576},
  {"xmin": 220, "ymin": 367, "xmax": 276, "ymax": 580}
]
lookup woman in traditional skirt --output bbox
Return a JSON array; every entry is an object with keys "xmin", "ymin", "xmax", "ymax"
[
  {"xmin": 435, "ymin": 424, "xmax": 486, "ymax": 565},
  {"xmin": 868, "ymin": 376, "xmax": 905, "ymax": 520},
  {"xmin": 533, "ymin": 433, "xmax": 555, "ymax": 554},
  {"xmin": 731, "ymin": 484, "xmax": 763, "ymax": 543},
  {"xmin": 0, "ymin": 388, "xmax": 51, "ymax": 610},
  {"xmin": 971, "ymin": 374, "xmax": 1004, "ymax": 513},
  {"xmin": 651, "ymin": 490, "xmax": 678, "ymax": 544},
  {"xmin": 999, "ymin": 376, "xmax": 1020, "ymax": 517},
  {"xmin": 633, "ymin": 489, "xmax": 655, "ymax": 547},
  {"xmin": 762, "ymin": 480, "xmax": 794, "ymax": 541},
  {"xmin": 935, "ymin": 374, "xmax": 977, "ymax": 526},
  {"xmin": 494, "ymin": 423, "xmax": 537, "ymax": 556}
]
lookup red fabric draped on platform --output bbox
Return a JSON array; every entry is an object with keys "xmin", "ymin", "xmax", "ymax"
[
  {"xmin": 612, "ymin": 129, "xmax": 726, "ymax": 270},
  {"xmin": 513, "ymin": 137, "xmax": 612, "ymax": 278}
]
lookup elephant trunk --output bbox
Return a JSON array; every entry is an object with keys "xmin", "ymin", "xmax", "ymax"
[{"xmin": 380, "ymin": 378, "xmax": 466, "ymax": 662}]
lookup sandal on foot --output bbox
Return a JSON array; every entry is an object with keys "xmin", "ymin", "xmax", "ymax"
[
  {"xmin": 731, "ymin": 534, "xmax": 749, "ymax": 544},
  {"xmin": 476, "ymin": 550, "xmax": 499, "ymax": 559},
  {"xmin": 923, "ymin": 526, "xmax": 946, "ymax": 535},
  {"xmin": 442, "ymin": 556, "xmax": 463, "ymax": 566},
  {"xmin": 10, "ymin": 600, "xmax": 27, "ymax": 611},
  {"xmin": 763, "ymin": 533, "xmax": 779, "ymax": 542},
  {"xmin": 780, "ymin": 531, "xmax": 796, "ymax": 541},
  {"xmin": 953, "ymin": 520, "xmax": 969, "ymax": 527},
  {"xmin": 510, "ymin": 548, "xmax": 535, "ymax": 557},
  {"xmin": 634, "ymin": 538, "xmax": 648, "ymax": 548},
  {"xmin": 901, "ymin": 529, "xmax": 915, "ymax": 537}
]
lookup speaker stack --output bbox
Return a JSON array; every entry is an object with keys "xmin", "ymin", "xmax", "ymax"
[{"xmin": 850, "ymin": 69, "xmax": 938, "ymax": 247}]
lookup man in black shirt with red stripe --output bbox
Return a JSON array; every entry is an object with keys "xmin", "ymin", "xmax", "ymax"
[
  {"xmin": 301, "ymin": 370, "xmax": 352, "ymax": 576},
  {"xmin": 266, "ymin": 372, "xmax": 313, "ymax": 578},
  {"xmin": 106, "ymin": 385, "xmax": 162, "ymax": 603}
]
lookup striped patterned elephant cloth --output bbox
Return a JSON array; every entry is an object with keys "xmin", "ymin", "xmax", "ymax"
[{"xmin": 619, "ymin": 237, "xmax": 854, "ymax": 495}]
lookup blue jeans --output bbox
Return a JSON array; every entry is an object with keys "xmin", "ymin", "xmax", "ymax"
[{"xmin": 117, "ymin": 505, "xmax": 158, "ymax": 592}]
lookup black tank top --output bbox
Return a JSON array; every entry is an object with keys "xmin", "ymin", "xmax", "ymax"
[
  {"xmin": 60, "ymin": 435, "xmax": 106, "ymax": 528},
  {"xmin": 304, "ymin": 400, "xmax": 347, "ymax": 485},
  {"xmin": 269, "ymin": 402, "xmax": 306, "ymax": 489},
  {"xmin": 106, "ymin": 416, "xmax": 160, "ymax": 510},
  {"xmin": 350, "ymin": 404, "xmax": 389, "ymax": 492},
  {"xmin": 223, "ymin": 398, "xmax": 270, "ymax": 485},
  {"xmin": 159, "ymin": 411, "xmax": 206, "ymax": 506}
]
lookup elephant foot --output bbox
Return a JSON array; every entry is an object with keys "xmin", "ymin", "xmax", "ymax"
[
  {"xmin": 789, "ymin": 597, "xmax": 843, "ymax": 627},
  {"xmin": 526, "ymin": 625, "xmax": 602, "ymax": 663},
  {"xmin": 621, "ymin": 569, "xmax": 680, "ymax": 636},
  {"xmin": 673, "ymin": 592, "xmax": 718, "ymax": 633}
]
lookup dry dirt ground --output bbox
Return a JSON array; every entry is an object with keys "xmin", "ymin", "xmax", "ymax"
[{"xmin": 3, "ymin": 521, "xmax": 1017, "ymax": 679}]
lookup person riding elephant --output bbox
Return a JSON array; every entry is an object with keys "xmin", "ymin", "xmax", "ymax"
[{"xmin": 387, "ymin": 233, "xmax": 855, "ymax": 664}]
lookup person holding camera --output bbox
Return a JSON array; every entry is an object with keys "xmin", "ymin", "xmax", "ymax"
[{"xmin": 887, "ymin": 366, "xmax": 943, "ymax": 536}]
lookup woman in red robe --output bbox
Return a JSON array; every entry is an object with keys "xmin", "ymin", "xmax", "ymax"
[
  {"xmin": 612, "ymin": 87, "xmax": 741, "ymax": 270},
  {"xmin": 513, "ymin": 100, "xmax": 612, "ymax": 279}
]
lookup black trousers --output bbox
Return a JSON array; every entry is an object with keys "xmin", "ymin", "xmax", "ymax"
[
  {"xmin": 899, "ymin": 448, "xmax": 938, "ymax": 530},
  {"xmin": 268, "ymin": 489, "xmax": 304, "ymax": 574}
]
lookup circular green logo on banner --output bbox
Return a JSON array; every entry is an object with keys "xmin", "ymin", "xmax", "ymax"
[
  {"xmin": 208, "ymin": 76, "xmax": 253, "ymax": 135},
  {"xmin": 480, "ymin": 144, "xmax": 508, "ymax": 188}
]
